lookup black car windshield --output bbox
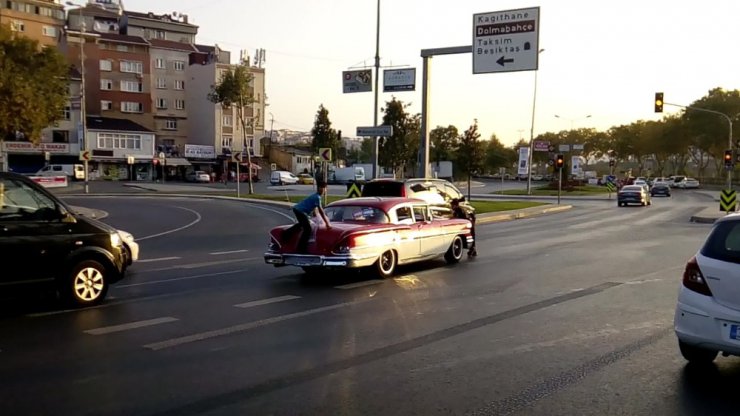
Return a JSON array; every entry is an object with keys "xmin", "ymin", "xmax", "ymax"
[
  {"xmin": 621, "ymin": 186, "xmax": 643, "ymax": 192},
  {"xmin": 324, "ymin": 206, "xmax": 389, "ymax": 224}
]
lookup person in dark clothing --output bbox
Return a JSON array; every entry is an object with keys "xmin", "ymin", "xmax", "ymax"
[
  {"xmin": 451, "ymin": 198, "xmax": 477, "ymax": 257},
  {"xmin": 282, "ymin": 181, "xmax": 331, "ymax": 253}
]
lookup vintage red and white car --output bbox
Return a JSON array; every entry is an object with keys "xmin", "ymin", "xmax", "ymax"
[{"xmin": 264, "ymin": 197, "xmax": 474, "ymax": 277}]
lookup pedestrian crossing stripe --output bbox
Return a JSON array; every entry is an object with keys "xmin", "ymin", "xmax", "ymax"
[{"xmin": 720, "ymin": 189, "xmax": 737, "ymax": 212}]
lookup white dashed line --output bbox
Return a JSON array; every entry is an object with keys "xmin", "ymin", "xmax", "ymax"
[
  {"xmin": 144, "ymin": 298, "xmax": 373, "ymax": 351},
  {"xmin": 137, "ymin": 257, "xmax": 181, "ymax": 263},
  {"xmin": 84, "ymin": 317, "xmax": 179, "ymax": 335},
  {"xmin": 210, "ymin": 250, "xmax": 249, "ymax": 255},
  {"xmin": 334, "ymin": 280, "xmax": 385, "ymax": 290},
  {"xmin": 234, "ymin": 295, "xmax": 301, "ymax": 309}
]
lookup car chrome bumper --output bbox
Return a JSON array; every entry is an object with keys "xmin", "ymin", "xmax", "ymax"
[{"xmin": 264, "ymin": 252, "xmax": 377, "ymax": 268}]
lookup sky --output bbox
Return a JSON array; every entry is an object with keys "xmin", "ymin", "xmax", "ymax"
[{"xmin": 119, "ymin": 0, "xmax": 740, "ymax": 147}]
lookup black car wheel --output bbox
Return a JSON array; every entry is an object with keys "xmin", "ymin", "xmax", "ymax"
[
  {"xmin": 63, "ymin": 259, "xmax": 109, "ymax": 307},
  {"xmin": 678, "ymin": 340, "xmax": 718, "ymax": 364}
]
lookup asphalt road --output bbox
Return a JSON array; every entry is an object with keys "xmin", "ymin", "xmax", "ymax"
[{"xmin": 0, "ymin": 190, "xmax": 734, "ymax": 416}]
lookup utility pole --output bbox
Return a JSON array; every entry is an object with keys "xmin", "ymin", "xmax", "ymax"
[{"xmin": 371, "ymin": 0, "xmax": 381, "ymax": 179}]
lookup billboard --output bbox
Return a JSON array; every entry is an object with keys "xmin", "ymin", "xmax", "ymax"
[
  {"xmin": 383, "ymin": 68, "xmax": 416, "ymax": 92},
  {"xmin": 517, "ymin": 147, "xmax": 529, "ymax": 175},
  {"xmin": 342, "ymin": 70, "xmax": 372, "ymax": 93}
]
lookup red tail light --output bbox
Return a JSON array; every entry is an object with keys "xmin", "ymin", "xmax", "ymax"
[{"xmin": 683, "ymin": 256, "xmax": 712, "ymax": 296}]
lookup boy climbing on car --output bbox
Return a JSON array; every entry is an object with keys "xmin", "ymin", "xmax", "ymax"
[
  {"xmin": 451, "ymin": 198, "xmax": 477, "ymax": 257},
  {"xmin": 282, "ymin": 181, "xmax": 331, "ymax": 253}
]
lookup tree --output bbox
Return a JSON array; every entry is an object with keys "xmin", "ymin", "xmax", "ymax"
[
  {"xmin": 358, "ymin": 138, "xmax": 373, "ymax": 163},
  {"xmin": 208, "ymin": 63, "xmax": 256, "ymax": 193},
  {"xmin": 429, "ymin": 125, "xmax": 458, "ymax": 164},
  {"xmin": 483, "ymin": 134, "xmax": 514, "ymax": 174},
  {"xmin": 0, "ymin": 25, "xmax": 69, "ymax": 145},
  {"xmin": 455, "ymin": 120, "xmax": 485, "ymax": 196},
  {"xmin": 379, "ymin": 98, "xmax": 419, "ymax": 177},
  {"xmin": 310, "ymin": 104, "xmax": 338, "ymax": 158}
]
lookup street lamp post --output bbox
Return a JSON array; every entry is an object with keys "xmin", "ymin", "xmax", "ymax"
[
  {"xmin": 269, "ymin": 112, "xmax": 274, "ymax": 143},
  {"xmin": 526, "ymin": 49, "xmax": 545, "ymax": 195},
  {"xmin": 555, "ymin": 114, "xmax": 592, "ymax": 130},
  {"xmin": 67, "ymin": 2, "xmax": 88, "ymax": 193}
]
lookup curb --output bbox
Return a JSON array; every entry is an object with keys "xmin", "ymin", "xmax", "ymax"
[{"xmin": 477, "ymin": 204, "xmax": 573, "ymax": 224}]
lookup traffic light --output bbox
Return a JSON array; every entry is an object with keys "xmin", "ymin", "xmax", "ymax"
[
  {"xmin": 725, "ymin": 149, "xmax": 734, "ymax": 169},
  {"xmin": 654, "ymin": 92, "xmax": 664, "ymax": 113},
  {"xmin": 555, "ymin": 154, "xmax": 564, "ymax": 170}
]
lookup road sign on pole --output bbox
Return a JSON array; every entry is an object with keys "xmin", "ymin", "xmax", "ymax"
[
  {"xmin": 473, "ymin": 7, "xmax": 540, "ymax": 74},
  {"xmin": 356, "ymin": 126, "xmax": 393, "ymax": 137},
  {"xmin": 721, "ymin": 189, "xmax": 737, "ymax": 213},
  {"xmin": 319, "ymin": 147, "xmax": 332, "ymax": 161},
  {"xmin": 79, "ymin": 150, "xmax": 91, "ymax": 161}
]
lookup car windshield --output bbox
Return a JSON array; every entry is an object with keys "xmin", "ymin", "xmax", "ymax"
[
  {"xmin": 324, "ymin": 205, "xmax": 389, "ymax": 224},
  {"xmin": 621, "ymin": 186, "xmax": 643, "ymax": 192}
]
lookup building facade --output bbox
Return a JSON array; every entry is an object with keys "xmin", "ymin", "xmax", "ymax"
[{"xmin": 0, "ymin": 0, "xmax": 65, "ymax": 47}]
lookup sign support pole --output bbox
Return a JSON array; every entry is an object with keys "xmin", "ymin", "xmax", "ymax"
[
  {"xmin": 558, "ymin": 168, "xmax": 562, "ymax": 205},
  {"xmin": 236, "ymin": 154, "xmax": 241, "ymax": 199}
]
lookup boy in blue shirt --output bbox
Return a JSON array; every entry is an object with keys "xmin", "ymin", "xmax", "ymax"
[{"xmin": 283, "ymin": 181, "xmax": 331, "ymax": 253}]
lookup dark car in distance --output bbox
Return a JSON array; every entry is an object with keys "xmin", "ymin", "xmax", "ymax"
[
  {"xmin": 650, "ymin": 183, "xmax": 671, "ymax": 197},
  {"xmin": 618, "ymin": 184, "xmax": 652, "ymax": 207},
  {"xmin": 0, "ymin": 172, "xmax": 130, "ymax": 307}
]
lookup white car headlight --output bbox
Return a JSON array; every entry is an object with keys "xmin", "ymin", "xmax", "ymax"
[{"xmin": 110, "ymin": 232, "xmax": 122, "ymax": 247}]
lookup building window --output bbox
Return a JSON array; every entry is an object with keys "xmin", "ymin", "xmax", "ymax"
[
  {"xmin": 175, "ymin": 99, "xmax": 185, "ymax": 110},
  {"xmin": 221, "ymin": 136, "xmax": 233, "ymax": 148},
  {"xmin": 173, "ymin": 61, "xmax": 185, "ymax": 71},
  {"xmin": 121, "ymin": 101, "xmax": 143, "ymax": 113},
  {"xmin": 174, "ymin": 80, "xmax": 185, "ymax": 90},
  {"xmin": 97, "ymin": 133, "xmax": 142, "ymax": 150},
  {"xmin": 155, "ymin": 58, "xmax": 166, "ymax": 69},
  {"xmin": 164, "ymin": 119, "xmax": 177, "ymax": 130},
  {"xmin": 100, "ymin": 60, "xmax": 112, "ymax": 71},
  {"xmin": 10, "ymin": 20, "xmax": 24, "ymax": 32},
  {"xmin": 116, "ymin": 45, "xmax": 128, "ymax": 52},
  {"xmin": 101, "ymin": 100, "xmax": 112, "ymax": 110},
  {"xmin": 222, "ymin": 115, "xmax": 232, "ymax": 127},
  {"xmin": 100, "ymin": 79, "xmax": 113, "ymax": 90},
  {"xmin": 52, "ymin": 130, "xmax": 69, "ymax": 143},
  {"xmin": 156, "ymin": 78, "xmax": 167, "ymax": 89},
  {"xmin": 120, "ymin": 60, "xmax": 143, "ymax": 74},
  {"xmin": 61, "ymin": 106, "xmax": 70, "ymax": 120},
  {"xmin": 156, "ymin": 98, "xmax": 167, "ymax": 109},
  {"xmin": 120, "ymin": 80, "xmax": 143, "ymax": 92},
  {"xmin": 42, "ymin": 26, "xmax": 56, "ymax": 37},
  {"xmin": 154, "ymin": 30, "xmax": 165, "ymax": 40}
]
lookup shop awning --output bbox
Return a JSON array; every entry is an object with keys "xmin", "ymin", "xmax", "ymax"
[{"xmin": 164, "ymin": 158, "xmax": 191, "ymax": 166}]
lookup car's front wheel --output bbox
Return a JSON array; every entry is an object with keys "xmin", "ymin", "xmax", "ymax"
[
  {"xmin": 444, "ymin": 235, "xmax": 464, "ymax": 264},
  {"xmin": 63, "ymin": 259, "xmax": 109, "ymax": 307},
  {"xmin": 679, "ymin": 340, "xmax": 718, "ymax": 364}
]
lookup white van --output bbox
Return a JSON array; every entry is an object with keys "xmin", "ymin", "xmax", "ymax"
[
  {"xmin": 36, "ymin": 164, "xmax": 85, "ymax": 180},
  {"xmin": 270, "ymin": 170, "xmax": 299, "ymax": 185}
]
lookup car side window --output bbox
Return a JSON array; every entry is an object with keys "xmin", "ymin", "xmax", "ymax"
[
  {"xmin": 413, "ymin": 206, "xmax": 429, "ymax": 222},
  {"xmin": 395, "ymin": 206, "xmax": 413, "ymax": 224},
  {"xmin": 0, "ymin": 179, "xmax": 57, "ymax": 222},
  {"xmin": 702, "ymin": 222, "xmax": 740, "ymax": 264}
]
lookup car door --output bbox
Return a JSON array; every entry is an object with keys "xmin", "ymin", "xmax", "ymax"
[
  {"xmin": 0, "ymin": 176, "xmax": 73, "ymax": 285},
  {"xmin": 393, "ymin": 205, "xmax": 420, "ymax": 261}
]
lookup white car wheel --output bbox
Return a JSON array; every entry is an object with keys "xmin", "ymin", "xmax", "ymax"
[
  {"xmin": 376, "ymin": 250, "xmax": 396, "ymax": 278},
  {"xmin": 444, "ymin": 235, "xmax": 464, "ymax": 264}
]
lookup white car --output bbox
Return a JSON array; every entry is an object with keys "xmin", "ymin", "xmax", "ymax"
[
  {"xmin": 186, "ymin": 171, "xmax": 211, "ymax": 183},
  {"xmin": 118, "ymin": 229, "xmax": 139, "ymax": 266},
  {"xmin": 270, "ymin": 170, "xmax": 299, "ymax": 185},
  {"xmin": 674, "ymin": 213, "xmax": 740, "ymax": 364},
  {"xmin": 680, "ymin": 178, "xmax": 700, "ymax": 189}
]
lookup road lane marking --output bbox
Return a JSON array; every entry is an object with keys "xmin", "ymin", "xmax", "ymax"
[
  {"xmin": 136, "ymin": 206, "xmax": 202, "ymax": 241},
  {"xmin": 115, "ymin": 269, "xmax": 248, "ymax": 288},
  {"xmin": 137, "ymin": 257, "xmax": 181, "ymax": 263},
  {"xmin": 84, "ymin": 317, "xmax": 179, "ymax": 335},
  {"xmin": 243, "ymin": 203, "xmax": 295, "ymax": 221},
  {"xmin": 210, "ymin": 250, "xmax": 249, "ymax": 255},
  {"xmin": 334, "ymin": 280, "xmax": 385, "ymax": 290},
  {"xmin": 234, "ymin": 295, "xmax": 301, "ymax": 309},
  {"xmin": 137, "ymin": 257, "xmax": 260, "ymax": 273},
  {"xmin": 144, "ymin": 298, "xmax": 373, "ymax": 351}
]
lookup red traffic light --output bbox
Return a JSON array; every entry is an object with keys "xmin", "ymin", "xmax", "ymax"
[{"xmin": 555, "ymin": 154, "xmax": 565, "ymax": 169}]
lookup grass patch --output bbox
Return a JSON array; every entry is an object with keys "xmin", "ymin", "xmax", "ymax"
[
  {"xmin": 496, "ymin": 185, "xmax": 610, "ymax": 196},
  {"xmin": 469, "ymin": 200, "xmax": 547, "ymax": 214}
]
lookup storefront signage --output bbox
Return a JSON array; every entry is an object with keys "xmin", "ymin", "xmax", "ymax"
[
  {"xmin": 184, "ymin": 144, "xmax": 216, "ymax": 159},
  {"xmin": 2, "ymin": 142, "xmax": 70, "ymax": 153}
]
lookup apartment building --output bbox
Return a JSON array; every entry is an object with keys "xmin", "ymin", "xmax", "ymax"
[{"xmin": 0, "ymin": 0, "xmax": 65, "ymax": 47}]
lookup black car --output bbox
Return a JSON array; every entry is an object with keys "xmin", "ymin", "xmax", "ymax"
[
  {"xmin": 0, "ymin": 172, "xmax": 129, "ymax": 306},
  {"xmin": 650, "ymin": 183, "xmax": 671, "ymax": 197},
  {"xmin": 360, "ymin": 178, "xmax": 474, "ymax": 217}
]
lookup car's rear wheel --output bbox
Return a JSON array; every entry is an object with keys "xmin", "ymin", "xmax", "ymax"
[
  {"xmin": 678, "ymin": 340, "xmax": 718, "ymax": 364},
  {"xmin": 376, "ymin": 250, "xmax": 396, "ymax": 278},
  {"xmin": 63, "ymin": 260, "xmax": 109, "ymax": 307},
  {"xmin": 444, "ymin": 235, "xmax": 464, "ymax": 264}
]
